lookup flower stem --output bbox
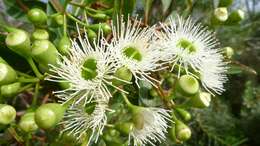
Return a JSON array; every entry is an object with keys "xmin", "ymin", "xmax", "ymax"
[
  {"xmin": 26, "ymin": 58, "xmax": 43, "ymax": 78},
  {"xmin": 121, "ymin": 92, "xmax": 133, "ymax": 107},
  {"xmin": 16, "ymin": 70, "xmax": 34, "ymax": 78},
  {"xmin": 31, "ymin": 82, "xmax": 40, "ymax": 107},
  {"xmin": 18, "ymin": 77, "xmax": 39, "ymax": 83},
  {"xmin": 18, "ymin": 83, "xmax": 34, "ymax": 93},
  {"xmin": 66, "ymin": 13, "xmax": 89, "ymax": 27}
]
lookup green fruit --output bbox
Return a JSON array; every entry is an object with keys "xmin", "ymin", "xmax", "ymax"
[
  {"xmin": 175, "ymin": 120, "xmax": 191, "ymax": 141},
  {"xmin": 115, "ymin": 122, "xmax": 134, "ymax": 135},
  {"xmin": 57, "ymin": 35, "xmax": 71, "ymax": 55},
  {"xmin": 176, "ymin": 108, "xmax": 191, "ymax": 121},
  {"xmin": 1, "ymin": 82, "xmax": 21, "ymax": 98},
  {"xmin": 190, "ymin": 92, "xmax": 211, "ymax": 108},
  {"xmin": 176, "ymin": 75, "xmax": 199, "ymax": 97},
  {"xmin": 112, "ymin": 66, "xmax": 132, "ymax": 86},
  {"xmin": 5, "ymin": 29, "xmax": 31, "ymax": 58},
  {"xmin": 31, "ymin": 40, "xmax": 59, "ymax": 67},
  {"xmin": 19, "ymin": 112, "xmax": 38, "ymax": 132},
  {"xmin": 50, "ymin": 13, "xmax": 64, "ymax": 27},
  {"xmin": 27, "ymin": 8, "xmax": 47, "ymax": 25},
  {"xmin": 226, "ymin": 9, "xmax": 245, "ymax": 25},
  {"xmin": 87, "ymin": 29, "xmax": 97, "ymax": 42},
  {"xmin": 0, "ymin": 63, "xmax": 17, "ymax": 86},
  {"xmin": 35, "ymin": 103, "xmax": 65, "ymax": 129},
  {"xmin": 0, "ymin": 104, "xmax": 16, "ymax": 125},
  {"xmin": 218, "ymin": 0, "xmax": 233, "ymax": 7},
  {"xmin": 223, "ymin": 46, "xmax": 234, "ymax": 59},
  {"xmin": 213, "ymin": 7, "xmax": 228, "ymax": 23},
  {"xmin": 88, "ymin": 23, "xmax": 112, "ymax": 35},
  {"xmin": 32, "ymin": 29, "xmax": 49, "ymax": 40}
]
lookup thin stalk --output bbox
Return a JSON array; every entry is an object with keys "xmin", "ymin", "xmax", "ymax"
[
  {"xmin": 66, "ymin": 13, "xmax": 89, "ymax": 27},
  {"xmin": 26, "ymin": 58, "xmax": 43, "ymax": 78},
  {"xmin": 121, "ymin": 92, "xmax": 133, "ymax": 107},
  {"xmin": 31, "ymin": 82, "xmax": 40, "ymax": 107},
  {"xmin": 18, "ymin": 77, "xmax": 39, "ymax": 83},
  {"xmin": 17, "ymin": 83, "xmax": 34, "ymax": 93},
  {"xmin": 16, "ymin": 70, "xmax": 34, "ymax": 78}
]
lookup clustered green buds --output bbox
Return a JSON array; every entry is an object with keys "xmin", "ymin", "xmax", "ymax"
[
  {"xmin": 223, "ymin": 46, "xmax": 234, "ymax": 59},
  {"xmin": 57, "ymin": 35, "xmax": 71, "ymax": 55},
  {"xmin": 27, "ymin": 8, "xmax": 47, "ymax": 26},
  {"xmin": 50, "ymin": 13, "xmax": 64, "ymax": 27},
  {"xmin": 32, "ymin": 29, "xmax": 49, "ymax": 40},
  {"xmin": 115, "ymin": 122, "xmax": 134, "ymax": 135},
  {"xmin": 35, "ymin": 103, "xmax": 65, "ymax": 129},
  {"xmin": 176, "ymin": 108, "xmax": 191, "ymax": 121},
  {"xmin": 112, "ymin": 66, "xmax": 132, "ymax": 86},
  {"xmin": 88, "ymin": 23, "xmax": 112, "ymax": 36},
  {"xmin": 190, "ymin": 92, "xmax": 211, "ymax": 108},
  {"xmin": 175, "ymin": 75, "xmax": 199, "ymax": 97},
  {"xmin": 19, "ymin": 112, "xmax": 38, "ymax": 132},
  {"xmin": 0, "ymin": 82, "xmax": 21, "ymax": 98},
  {"xmin": 5, "ymin": 29, "xmax": 31, "ymax": 58},
  {"xmin": 175, "ymin": 120, "xmax": 191, "ymax": 141},
  {"xmin": 0, "ymin": 104, "xmax": 16, "ymax": 125},
  {"xmin": 31, "ymin": 40, "xmax": 59, "ymax": 68},
  {"xmin": 0, "ymin": 63, "xmax": 17, "ymax": 86}
]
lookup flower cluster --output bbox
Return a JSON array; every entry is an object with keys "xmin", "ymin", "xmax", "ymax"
[{"xmin": 48, "ymin": 16, "xmax": 227, "ymax": 146}]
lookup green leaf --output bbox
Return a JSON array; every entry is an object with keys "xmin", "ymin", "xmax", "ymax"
[
  {"xmin": 143, "ymin": 0, "xmax": 153, "ymax": 24},
  {"xmin": 161, "ymin": 0, "xmax": 172, "ymax": 14}
]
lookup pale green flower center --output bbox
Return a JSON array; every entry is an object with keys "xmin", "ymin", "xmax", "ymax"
[
  {"xmin": 123, "ymin": 46, "xmax": 142, "ymax": 61},
  {"xmin": 81, "ymin": 57, "xmax": 98, "ymax": 80},
  {"xmin": 177, "ymin": 39, "xmax": 197, "ymax": 53}
]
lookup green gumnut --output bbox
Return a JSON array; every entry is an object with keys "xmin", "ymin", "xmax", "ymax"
[
  {"xmin": 0, "ymin": 104, "xmax": 16, "ymax": 125},
  {"xmin": 176, "ymin": 108, "xmax": 191, "ymax": 121},
  {"xmin": 35, "ymin": 103, "xmax": 65, "ymax": 129},
  {"xmin": 112, "ymin": 66, "xmax": 132, "ymax": 86},
  {"xmin": 1, "ymin": 82, "xmax": 21, "ymax": 98},
  {"xmin": 0, "ymin": 63, "xmax": 17, "ymax": 86},
  {"xmin": 5, "ymin": 29, "xmax": 31, "ymax": 58},
  {"xmin": 223, "ymin": 46, "xmax": 234, "ymax": 59},
  {"xmin": 27, "ymin": 8, "xmax": 47, "ymax": 25},
  {"xmin": 50, "ymin": 13, "xmax": 64, "ymax": 27},
  {"xmin": 57, "ymin": 35, "xmax": 71, "ymax": 55},
  {"xmin": 19, "ymin": 112, "xmax": 38, "ymax": 132},
  {"xmin": 225, "ymin": 9, "xmax": 245, "ymax": 25},
  {"xmin": 190, "ymin": 92, "xmax": 211, "ymax": 108},
  {"xmin": 32, "ymin": 29, "xmax": 49, "ymax": 40},
  {"xmin": 31, "ymin": 40, "xmax": 59, "ymax": 67},
  {"xmin": 218, "ymin": 0, "xmax": 233, "ymax": 7},
  {"xmin": 115, "ymin": 122, "xmax": 134, "ymax": 135},
  {"xmin": 175, "ymin": 120, "xmax": 191, "ymax": 141},
  {"xmin": 87, "ymin": 29, "xmax": 97, "ymax": 42},
  {"xmin": 212, "ymin": 7, "xmax": 228, "ymax": 25},
  {"xmin": 176, "ymin": 75, "xmax": 199, "ymax": 97},
  {"xmin": 88, "ymin": 23, "xmax": 112, "ymax": 35}
]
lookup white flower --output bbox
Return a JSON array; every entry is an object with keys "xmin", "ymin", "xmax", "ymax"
[
  {"xmin": 60, "ymin": 98, "xmax": 109, "ymax": 144},
  {"xmin": 107, "ymin": 17, "xmax": 165, "ymax": 87},
  {"xmin": 129, "ymin": 107, "xmax": 171, "ymax": 146},
  {"xmin": 47, "ymin": 25, "xmax": 125, "ymax": 105},
  {"xmin": 157, "ymin": 16, "xmax": 227, "ymax": 94}
]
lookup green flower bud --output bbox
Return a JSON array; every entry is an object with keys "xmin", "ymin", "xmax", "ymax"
[
  {"xmin": 5, "ymin": 29, "xmax": 31, "ymax": 58},
  {"xmin": 115, "ymin": 122, "xmax": 134, "ymax": 135},
  {"xmin": 88, "ymin": 23, "xmax": 112, "ymax": 35},
  {"xmin": 213, "ymin": 7, "xmax": 228, "ymax": 22},
  {"xmin": 35, "ymin": 103, "xmax": 65, "ymax": 129},
  {"xmin": 87, "ymin": 29, "xmax": 97, "ymax": 42},
  {"xmin": 132, "ymin": 109, "xmax": 144, "ymax": 130},
  {"xmin": 0, "ymin": 82, "xmax": 21, "ymax": 98},
  {"xmin": 27, "ymin": 8, "xmax": 47, "ymax": 25},
  {"xmin": 0, "ymin": 104, "xmax": 16, "ymax": 125},
  {"xmin": 169, "ymin": 124, "xmax": 177, "ymax": 142},
  {"xmin": 50, "ymin": 13, "xmax": 64, "ymax": 27},
  {"xmin": 0, "ymin": 63, "xmax": 17, "ymax": 86},
  {"xmin": 31, "ymin": 40, "xmax": 59, "ymax": 67},
  {"xmin": 175, "ymin": 120, "xmax": 191, "ymax": 141},
  {"xmin": 223, "ymin": 46, "xmax": 234, "ymax": 59},
  {"xmin": 57, "ymin": 35, "xmax": 71, "ymax": 55},
  {"xmin": 32, "ymin": 29, "xmax": 49, "ymax": 40},
  {"xmin": 103, "ymin": 129, "xmax": 123, "ymax": 146},
  {"xmin": 190, "ymin": 92, "xmax": 211, "ymax": 108},
  {"xmin": 218, "ymin": 0, "xmax": 233, "ymax": 7},
  {"xmin": 226, "ymin": 9, "xmax": 245, "ymax": 25},
  {"xmin": 112, "ymin": 66, "xmax": 132, "ymax": 86},
  {"xmin": 176, "ymin": 108, "xmax": 191, "ymax": 121},
  {"xmin": 91, "ymin": 13, "xmax": 109, "ymax": 21},
  {"xmin": 176, "ymin": 75, "xmax": 199, "ymax": 97},
  {"xmin": 19, "ymin": 112, "xmax": 38, "ymax": 132}
]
